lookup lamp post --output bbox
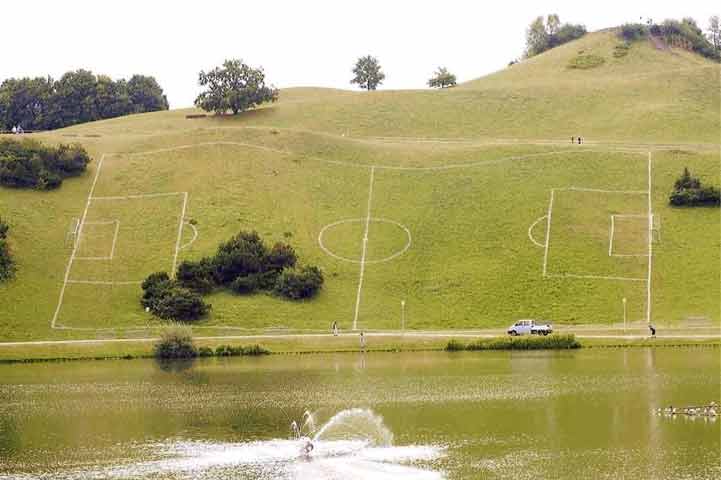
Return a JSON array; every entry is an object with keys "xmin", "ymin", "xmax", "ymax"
[
  {"xmin": 401, "ymin": 300, "xmax": 406, "ymax": 333},
  {"xmin": 622, "ymin": 297, "xmax": 627, "ymax": 334}
]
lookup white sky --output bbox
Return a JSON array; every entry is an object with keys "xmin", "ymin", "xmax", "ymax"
[{"xmin": 1, "ymin": 1, "xmax": 717, "ymax": 108}]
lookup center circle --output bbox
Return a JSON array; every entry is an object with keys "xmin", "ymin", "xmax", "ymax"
[{"xmin": 318, "ymin": 218, "xmax": 412, "ymax": 264}]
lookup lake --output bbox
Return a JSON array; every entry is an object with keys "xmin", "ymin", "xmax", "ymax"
[{"xmin": 0, "ymin": 348, "xmax": 719, "ymax": 479}]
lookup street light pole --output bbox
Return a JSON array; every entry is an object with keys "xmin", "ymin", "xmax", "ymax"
[
  {"xmin": 622, "ymin": 297, "xmax": 627, "ymax": 334},
  {"xmin": 401, "ymin": 300, "xmax": 406, "ymax": 333}
]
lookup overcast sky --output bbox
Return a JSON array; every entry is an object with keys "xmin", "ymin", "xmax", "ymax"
[{"xmin": 2, "ymin": 1, "xmax": 717, "ymax": 108}]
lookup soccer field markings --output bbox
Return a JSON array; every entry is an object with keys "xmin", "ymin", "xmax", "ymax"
[
  {"xmin": 318, "ymin": 218, "xmax": 412, "ymax": 264},
  {"xmin": 52, "ymin": 142, "xmax": 654, "ymax": 331},
  {"xmin": 608, "ymin": 214, "xmax": 650, "ymax": 257},
  {"xmin": 540, "ymin": 151, "xmax": 655, "ymax": 322},
  {"xmin": 51, "ymin": 154, "xmax": 107, "ymax": 329},
  {"xmin": 74, "ymin": 220, "xmax": 120, "ymax": 260},
  {"xmin": 527, "ymin": 215, "xmax": 548, "ymax": 248},
  {"xmin": 352, "ymin": 167, "xmax": 375, "ymax": 331},
  {"xmin": 179, "ymin": 221, "xmax": 199, "ymax": 250}
]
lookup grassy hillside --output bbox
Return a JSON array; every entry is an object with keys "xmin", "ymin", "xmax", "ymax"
[{"xmin": 0, "ymin": 30, "xmax": 718, "ymax": 341}]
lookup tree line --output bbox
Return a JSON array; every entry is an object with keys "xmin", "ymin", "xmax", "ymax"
[
  {"xmin": 0, "ymin": 71, "xmax": 168, "ymax": 131},
  {"xmin": 142, "ymin": 230, "xmax": 324, "ymax": 321}
]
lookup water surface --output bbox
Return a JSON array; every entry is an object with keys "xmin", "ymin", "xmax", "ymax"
[{"xmin": 0, "ymin": 348, "xmax": 719, "ymax": 479}]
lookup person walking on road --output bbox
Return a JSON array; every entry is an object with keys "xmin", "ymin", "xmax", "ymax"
[
  {"xmin": 648, "ymin": 323, "xmax": 656, "ymax": 337},
  {"xmin": 332, "ymin": 321, "xmax": 339, "ymax": 336},
  {"xmin": 359, "ymin": 331, "xmax": 366, "ymax": 351}
]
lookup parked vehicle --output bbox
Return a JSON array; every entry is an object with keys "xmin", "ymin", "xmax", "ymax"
[{"xmin": 507, "ymin": 319, "xmax": 553, "ymax": 336}]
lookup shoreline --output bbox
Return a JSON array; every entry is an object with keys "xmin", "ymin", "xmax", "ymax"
[{"xmin": 0, "ymin": 332, "xmax": 718, "ymax": 364}]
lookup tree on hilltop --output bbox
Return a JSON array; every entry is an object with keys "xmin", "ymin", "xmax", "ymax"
[
  {"xmin": 708, "ymin": 16, "xmax": 720, "ymax": 52},
  {"xmin": 525, "ymin": 15, "xmax": 587, "ymax": 57},
  {"xmin": 194, "ymin": 59, "xmax": 279, "ymax": 115},
  {"xmin": 351, "ymin": 55, "xmax": 385, "ymax": 91},
  {"xmin": 428, "ymin": 67, "xmax": 457, "ymax": 88}
]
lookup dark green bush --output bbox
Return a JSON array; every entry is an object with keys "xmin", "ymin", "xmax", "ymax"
[
  {"xmin": 229, "ymin": 274, "xmax": 261, "ymax": 294},
  {"xmin": 669, "ymin": 168, "xmax": 720, "ymax": 207},
  {"xmin": 176, "ymin": 258, "xmax": 215, "ymax": 294},
  {"xmin": 141, "ymin": 271, "xmax": 210, "ymax": 322},
  {"xmin": 445, "ymin": 339, "xmax": 466, "ymax": 351},
  {"xmin": 242, "ymin": 344, "xmax": 271, "ymax": 356},
  {"xmin": 198, "ymin": 346, "xmax": 214, "ymax": 357},
  {"xmin": 0, "ymin": 218, "xmax": 14, "ymax": 282},
  {"xmin": 273, "ymin": 266, "xmax": 324, "ymax": 299},
  {"xmin": 0, "ymin": 139, "xmax": 90, "ymax": 190},
  {"xmin": 153, "ymin": 287, "xmax": 210, "ymax": 321},
  {"xmin": 154, "ymin": 328, "xmax": 198, "ymax": 359},
  {"xmin": 619, "ymin": 23, "xmax": 648, "ymax": 42}
]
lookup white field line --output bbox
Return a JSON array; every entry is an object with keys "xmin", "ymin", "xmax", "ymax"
[
  {"xmin": 318, "ymin": 217, "xmax": 412, "ymax": 264},
  {"xmin": 171, "ymin": 192, "xmax": 189, "ymax": 277},
  {"xmin": 51, "ymin": 154, "xmax": 106, "ymax": 329},
  {"xmin": 353, "ymin": 166, "xmax": 375, "ymax": 331},
  {"xmin": 528, "ymin": 215, "xmax": 548, "ymax": 248},
  {"xmin": 179, "ymin": 222, "xmax": 198, "ymax": 250},
  {"xmin": 559, "ymin": 186, "xmax": 648, "ymax": 194},
  {"xmin": 542, "ymin": 190, "xmax": 555, "ymax": 277},
  {"xmin": 546, "ymin": 273, "xmax": 646, "ymax": 282},
  {"xmin": 646, "ymin": 152, "xmax": 653, "ymax": 324},
  {"xmin": 609, "ymin": 214, "xmax": 650, "ymax": 258},
  {"xmin": 91, "ymin": 192, "xmax": 185, "ymax": 201},
  {"xmin": 75, "ymin": 220, "xmax": 121, "ymax": 260}
]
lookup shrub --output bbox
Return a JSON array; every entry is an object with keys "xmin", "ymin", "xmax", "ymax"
[
  {"xmin": 153, "ymin": 287, "xmax": 210, "ymax": 321},
  {"xmin": 141, "ymin": 271, "xmax": 210, "ymax": 322},
  {"xmin": 619, "ymin": 23, "xmax": 648, "ymax": 42},
  {"xmin": 447, "ymin": 334, "xmax": 581, "ymax": 351},
  {"xmin": 445, "ymin": 339, "xmax": 466, "ymax": 351},
  {"xmin": 198, "ymin": 346, "xmax": 214, "ymax": 357},
  {"xmin": 154, "ymin": 327, "xmax": 198, "ymax": 359},
  {"xmin": 669, "ymin": 168, "xmax": 721, "ymax": 207},
  {"xmin": 273, "ymin": 266, "xmax": 324, "ymax": 299},
  {"xmin": 242, "ymin": 344, "xmax": 271, "ymax": 356},
  {"xmin": 176, "ymin": 258, "xmax": 215, "ymax": 294},
  {"xmin": 613, "ymin": 43, "xmax": 631, "ymax": 58},
  {"xmin": 0, "ymin": 139, "xmax": 90, "ymax": 190},
  {"xmin": 568, "ymin": 54, "xmax": 605, "ymax": 69},
  {"xmin": 229, "ymin": 274, "xmax": 262, "ymax": 294},
  {"xmin": 0, "ymin": 218, "xmax": 14, "ymax": 282},
  {"xmin": 213, "ymin": 230, "xmax": 268, "ymax": 283}
]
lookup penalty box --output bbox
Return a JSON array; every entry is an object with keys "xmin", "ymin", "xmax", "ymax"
[
  {"xmin": 544, "ymin": 188, "xmax": 649, "ymax": 281},
  {"xmin": 68, "ymin": 192, "xmax": 187, "ymax": 284}
]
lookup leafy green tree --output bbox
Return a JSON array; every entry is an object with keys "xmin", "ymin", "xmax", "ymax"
[
  {"xmin": 428, "ymin": 67, "xmax": 457, "ymax": 88},
  {"xmin": 708, "ymin": 16, "xmax": 720, "ymax": 51},
  {"xmin": 351, "ymin": 55, "xmax": 385, "ymax": 91},
  {"xmin": 127, "ymin": 75, "xmax": 169, "ymax": 113},
  {"xmin": 0, "ymin": 139, "xmax": 90, "ymax": 190},
  {"xmin": 525, "ymin": 16, "xmax": 550, "ymax": 57},
  {"xmin": 0, "ymin": 77, "xmax": 54, "ymax": 130},
  {"xmin": 525, "ymin": 15, "xmax": 586, "ymax": 57},
  {"xmin": 194, "ymin": 59, "xmax": 278, "ymax": 115}
]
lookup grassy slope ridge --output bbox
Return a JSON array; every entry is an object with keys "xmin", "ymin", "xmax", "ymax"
[{"xmin": 0, "ymin": 30, "xmax": 718, "ymax": 341}]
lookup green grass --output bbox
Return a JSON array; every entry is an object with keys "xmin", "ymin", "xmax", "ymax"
[{"xmin": 0, "ymin": 29, "xmax": 718, "ymax": 345}]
